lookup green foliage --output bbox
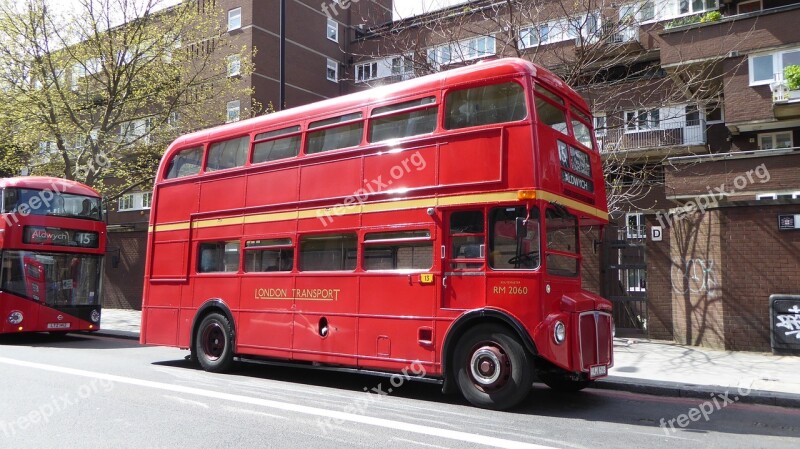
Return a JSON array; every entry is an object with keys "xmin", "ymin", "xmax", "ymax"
[
  {"xmin": 0, "ymin": 0, "xmax": 255, "ymax": 198},
  {"xmin": 785, "ymin": 65, "xmax": 800, "ymax": 91},
  {"xmin": 666, "ymin": 13, "xmax": 704, "ymax": 29},
  {"xmin": 700, "ymin": 11, "xmax": 722, "ymax": 23}
]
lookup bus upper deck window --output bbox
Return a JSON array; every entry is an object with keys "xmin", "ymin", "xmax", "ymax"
[
  {"xmin": 207, "ymin": 136, "xmax": 249, "ymax": 172},
  {"xmin": 570, "ymin": 106, "xmax": 593, "ymax": 150},
  {"xmin": 444, "ymin": 82, "xmax": 526, "ymax": 130},
  {"xmin": 534, "ymin": 85, "xmax": 567, "ymax": 135},
  {"xmin": 165, "ymin": 146, "xmax": 203, "ymax": 179}
]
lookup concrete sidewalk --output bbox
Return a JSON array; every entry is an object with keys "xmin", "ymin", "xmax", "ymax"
[{"xmin": 95, "ymin": 308, "xmax": 800, "ymax": 407}]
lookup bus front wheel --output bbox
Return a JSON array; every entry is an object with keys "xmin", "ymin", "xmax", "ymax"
[
  {"xmin": 194, "ymin": 312, "xmax": 235, "ymax": 373},
  {"xmin": 453, "ymin": 324, "xmax": 532, "ymax": 410}
]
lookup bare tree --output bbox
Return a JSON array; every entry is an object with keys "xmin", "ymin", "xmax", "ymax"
[{"xmin": 349, "ymin": 0, "xmax": 750, "ymax": 216}]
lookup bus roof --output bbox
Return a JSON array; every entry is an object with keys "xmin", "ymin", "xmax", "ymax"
[
  {"xmin": 0, "ymin": 176, "xmax": 101, "ymax": 198},
  {"xmin": 165, "ymin": 58, "xmax": 587, "ymax": 154}
]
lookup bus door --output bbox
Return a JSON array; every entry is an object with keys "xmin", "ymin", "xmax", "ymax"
[{"xmin": 442, "ymin": 210, "xmax": 486, "ymax": 310}]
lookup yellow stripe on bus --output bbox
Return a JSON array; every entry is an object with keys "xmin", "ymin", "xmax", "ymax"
[{"xmin": 148, "ymin": 190, "xmax": 608, "ymax": 233}]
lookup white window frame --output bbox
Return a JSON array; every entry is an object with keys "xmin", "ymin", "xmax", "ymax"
[
  {"xmin": 226, "ymin": 100, "xmax": 241, "ymax": 123},
  {"xmin": 427, "ymin": 35, "xmax": 496, "ymax": 67},
  {"xmin": 326, "ymin": 58, "xmax": 338, "ymax": 82},
  {"xmin": 227, "ymin": 54, "xmax": 241, "ymax": 77},
  {"xmin": 118, "ymin": 194, "xmax": 133, "ymax": 211},
  {"xmin": 624, "ymin": 109, "xmax": 660, "ymax": 132},
  {"xmin": 737, "ymin": 0, "xmax": 762, "ymax": 14},
  {"xmin": 626, "ymin": 212, "xmax": 645, "ymax": 239},
  {"xmin": 326, "ymin": 18, "xmax": 338, "ymax": 43},
  {"xmin": 118, "ymin": 192, "xmax": 152, "ymax": 211},
  {"xmin": 355, "ymin": 61, "xmax": 378, "ymax": 83},
  {"xmin": 227, "ymin": 7, "xmax": 242, "ymax": 32},
  {"xmin": 705, "ymin": 102, "xmax": 724, "ymax": 124},
  {"xmin": 758, "ymin": 131, "xmax": 793, "ymax": 150},
  {"xmin": 749, "ymin": 47, "xmax": 800, "ymax": 86},
  {"xmin": 594, "ymin": 113, "xmax": 607, "ymax": 136},
  {"xmin": 676, "ymin": 0, "xmax": 719, "ymax": 17}
]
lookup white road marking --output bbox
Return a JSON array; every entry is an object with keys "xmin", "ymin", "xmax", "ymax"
[{"xmin": 0, "ymin": 357, "xmax": 558, "ymax": 449}]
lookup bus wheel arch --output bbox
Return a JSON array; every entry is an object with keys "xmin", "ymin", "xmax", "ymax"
[
  {"xmin": 191, "ymin": 299, "xmax": 236, "ymax": 372},
  {"xmin": 441, "ymin": 311, "xmax": 537, "ymax": 401}
]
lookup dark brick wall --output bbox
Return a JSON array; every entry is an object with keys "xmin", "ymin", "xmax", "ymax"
[
  {"xmin": 719, "ymin": 204, "xmax": 800, "ymax": 351},
  {"xmin": 103, "ymin": 231, "xmax": 147, "ymax": 310}
]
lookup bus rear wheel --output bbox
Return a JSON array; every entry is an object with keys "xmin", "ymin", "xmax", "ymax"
[
  {"xmin": 194, "ymin": 312, "xmax": 234, "ymax": 373},
  {"xmin": 453, "ymin": 324, "xmax": 532, "ymax": 410}
]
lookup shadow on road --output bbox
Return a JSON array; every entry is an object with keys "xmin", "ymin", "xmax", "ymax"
[
  {"xmin": 150, "ymin": 356, "xmax": 800, "ymax": 440},
  {"xmin": 0, "ymin": 332, "xmax": 141, "ymax": 350}
]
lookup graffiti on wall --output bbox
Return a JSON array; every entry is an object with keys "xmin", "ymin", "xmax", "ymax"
[
  {"xmin": 671, "ymin": 258, "xmax": 718, "ymax": 296},
  {"xmin": 776, "ymin": 305, "xmax": 800, "ymax": 340}
]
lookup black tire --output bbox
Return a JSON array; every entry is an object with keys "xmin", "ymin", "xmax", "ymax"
[
  {"xmin": 453, "ymin": 324, "xmax": 533, "ymax": 410},
  {"xmin": 539, "ymin": 371, "xmax": 591, "ymax": 392},
  {"xmin": 194, "ymin": 312, "xmax": 235, "ymax": 373}
]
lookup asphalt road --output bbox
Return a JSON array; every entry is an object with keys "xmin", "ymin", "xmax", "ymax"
[{"xmin": 0, "ymin": 333, "xmax": 798, "ymax": 449}]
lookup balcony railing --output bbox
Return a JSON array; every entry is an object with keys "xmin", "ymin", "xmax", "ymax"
[
  {"xmin": 607, "ymin": 26, "xmax": 639, "ymax": 44},
  {"xmin": 597, "ymin": 119, "xmax": 707, "ymax": 154}
]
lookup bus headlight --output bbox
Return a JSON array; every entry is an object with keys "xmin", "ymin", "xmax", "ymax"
[
  {"xmin": 90, "ymin": 309, "xmax": 101, "ymax": 323},
  {"xmin": 8, "ymin": 311, "xmax": 24, "ymax": 325},
  {"xmin": 554, "ymin": 321, "xmax": 566, "ymax": 344}
]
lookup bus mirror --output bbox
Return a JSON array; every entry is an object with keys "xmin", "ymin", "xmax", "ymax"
[{"xmin": 515, "ymin": 217, "xmax": 526, "ymax": 240}]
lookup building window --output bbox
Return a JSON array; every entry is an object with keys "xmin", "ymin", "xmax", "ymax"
[
  {"xmin": 326, "ymin": 18, "xmax": 338, "ymax": 42},
  {"xmin": 227, "ymin": 7, "xmax": 242, "ymax": 31},
  {"xmin": 737, "ymin": 0, "xmax": 761, "ymax": 14},
  {"xmin": 705, "ymin": 102, "xmax": 723, "ymax": 123},
  {"xmin": 427, "ymin": 35, "xmax": 496, "ymax": 67},
  {"xmin": 758, "ymin": 131, "xmax": 793, "ymax": 150},
  {"xmin": 118, "ymin": 192, "xmax": 152, "ymax": 211},
  {"xmin": 355, "ymin": 61, "xmax": 378, "ymax": 83},
  {"xmin": 519, "ymin": 25, "xmax": 548, "ymax": 49},
  {"xmin": 120, "ymin": 118, "xmax": 152, "ymax": 144},
  {"xmin": 678, "ymin": 0, "xmax": 718, "ymax": 15},
  {"xmin": 626, "ymin": 213, "xmax": 645, "ymax": 239},
  {"xmin": 226, "ymin": 100, "xmax": 240, "ymax": 123},
  {"xmin": 326, "ymin": 58, "xmax": 338, "ymax": 82},
  {"xmin": 625, "ymin": 109, "xmax": 659, "ymax": 132},
  {"xmin": 227, "ymin": 54, "xmax": 241, "ymax": 77},
  {"xmin": 594, "ymin": 113, "xmax": 607, "ymax": 136},
  {"xmin": 749, "ymin": 47, "xmax": 800, "ymax": 86}
]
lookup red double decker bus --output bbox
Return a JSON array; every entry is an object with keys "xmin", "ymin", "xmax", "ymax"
[
  {"xmin": 142, "ymin": 58, "xmax": 612, "ymax": 409},
  {"xmin": 1, "ymin": 177, "xmax": 105, "ymax": 334}
]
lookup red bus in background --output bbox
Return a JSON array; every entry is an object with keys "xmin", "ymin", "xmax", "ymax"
[
  {"xmin": 141, "ymin": 58, "xmax": 612, "ymax": 410},
  {"xmin": 0, "ymin": 177, "xmax": 105, "ymax": 334}
]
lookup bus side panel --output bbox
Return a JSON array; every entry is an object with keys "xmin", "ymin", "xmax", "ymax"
[
  {"xmin": 299, "ymin": 158, "xmax": 362, "ymax": 202},
  {"xmin": 199, "ymin": 176, "xmax": 246, "ymax": 212},
  {"xmin": 357, "ymin": 275, "xmax": 436, "ymax": 371},
  {"xmin": 0, "ymin": 293, "xmax": 39, "ymax": 333},
  {"xmin": 245, "ymin": 168, "xmax": 300, "ymax": 207},
  {"xmin": 154, "ymin": 183, "xmax": 198, "ymax": 224},
  {"xmin": 192, "ymin": 275, "xmax": 241, "ymax": 310},
  {"xmin": 438, "ymin": 129, "xmax": 503, "ymax": 187},
  {"xmin": 237, "ymin": 275, "xmax": 294, "ymax": 357},
  {"xmin": 361, "ymin": 210, "xmax": 432, "ymax": 227},
  {"xmin": 143, "ymin": 307, "xmax": 178, "ymax": 347},
  {"xmin": 291, "ymin": 276, "xmax": 358, "ymax": 365},
  {"xmin": 362, "ymin": 145, "xmax": 437, "ymax": 192},
  {"xmin": 150, "ymin": 242, "xmax": 188, "ymax": 279}
]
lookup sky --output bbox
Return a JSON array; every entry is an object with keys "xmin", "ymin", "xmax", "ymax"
[
  {"xmin": 393, "ymin": 0, "xmax": 470, "ymax": 20},
  {"xmin": 52, "ymin": 0, "xmax": 470, "ymax": 22}
]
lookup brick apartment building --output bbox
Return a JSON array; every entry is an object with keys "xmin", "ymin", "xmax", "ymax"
[
  {"xmin": 104, "ymin": 0, "xmax": 392, "ymax": 308},
  {"xmin": 106, "ymin": 0, "xmax": 800, "ymax": 352}
]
